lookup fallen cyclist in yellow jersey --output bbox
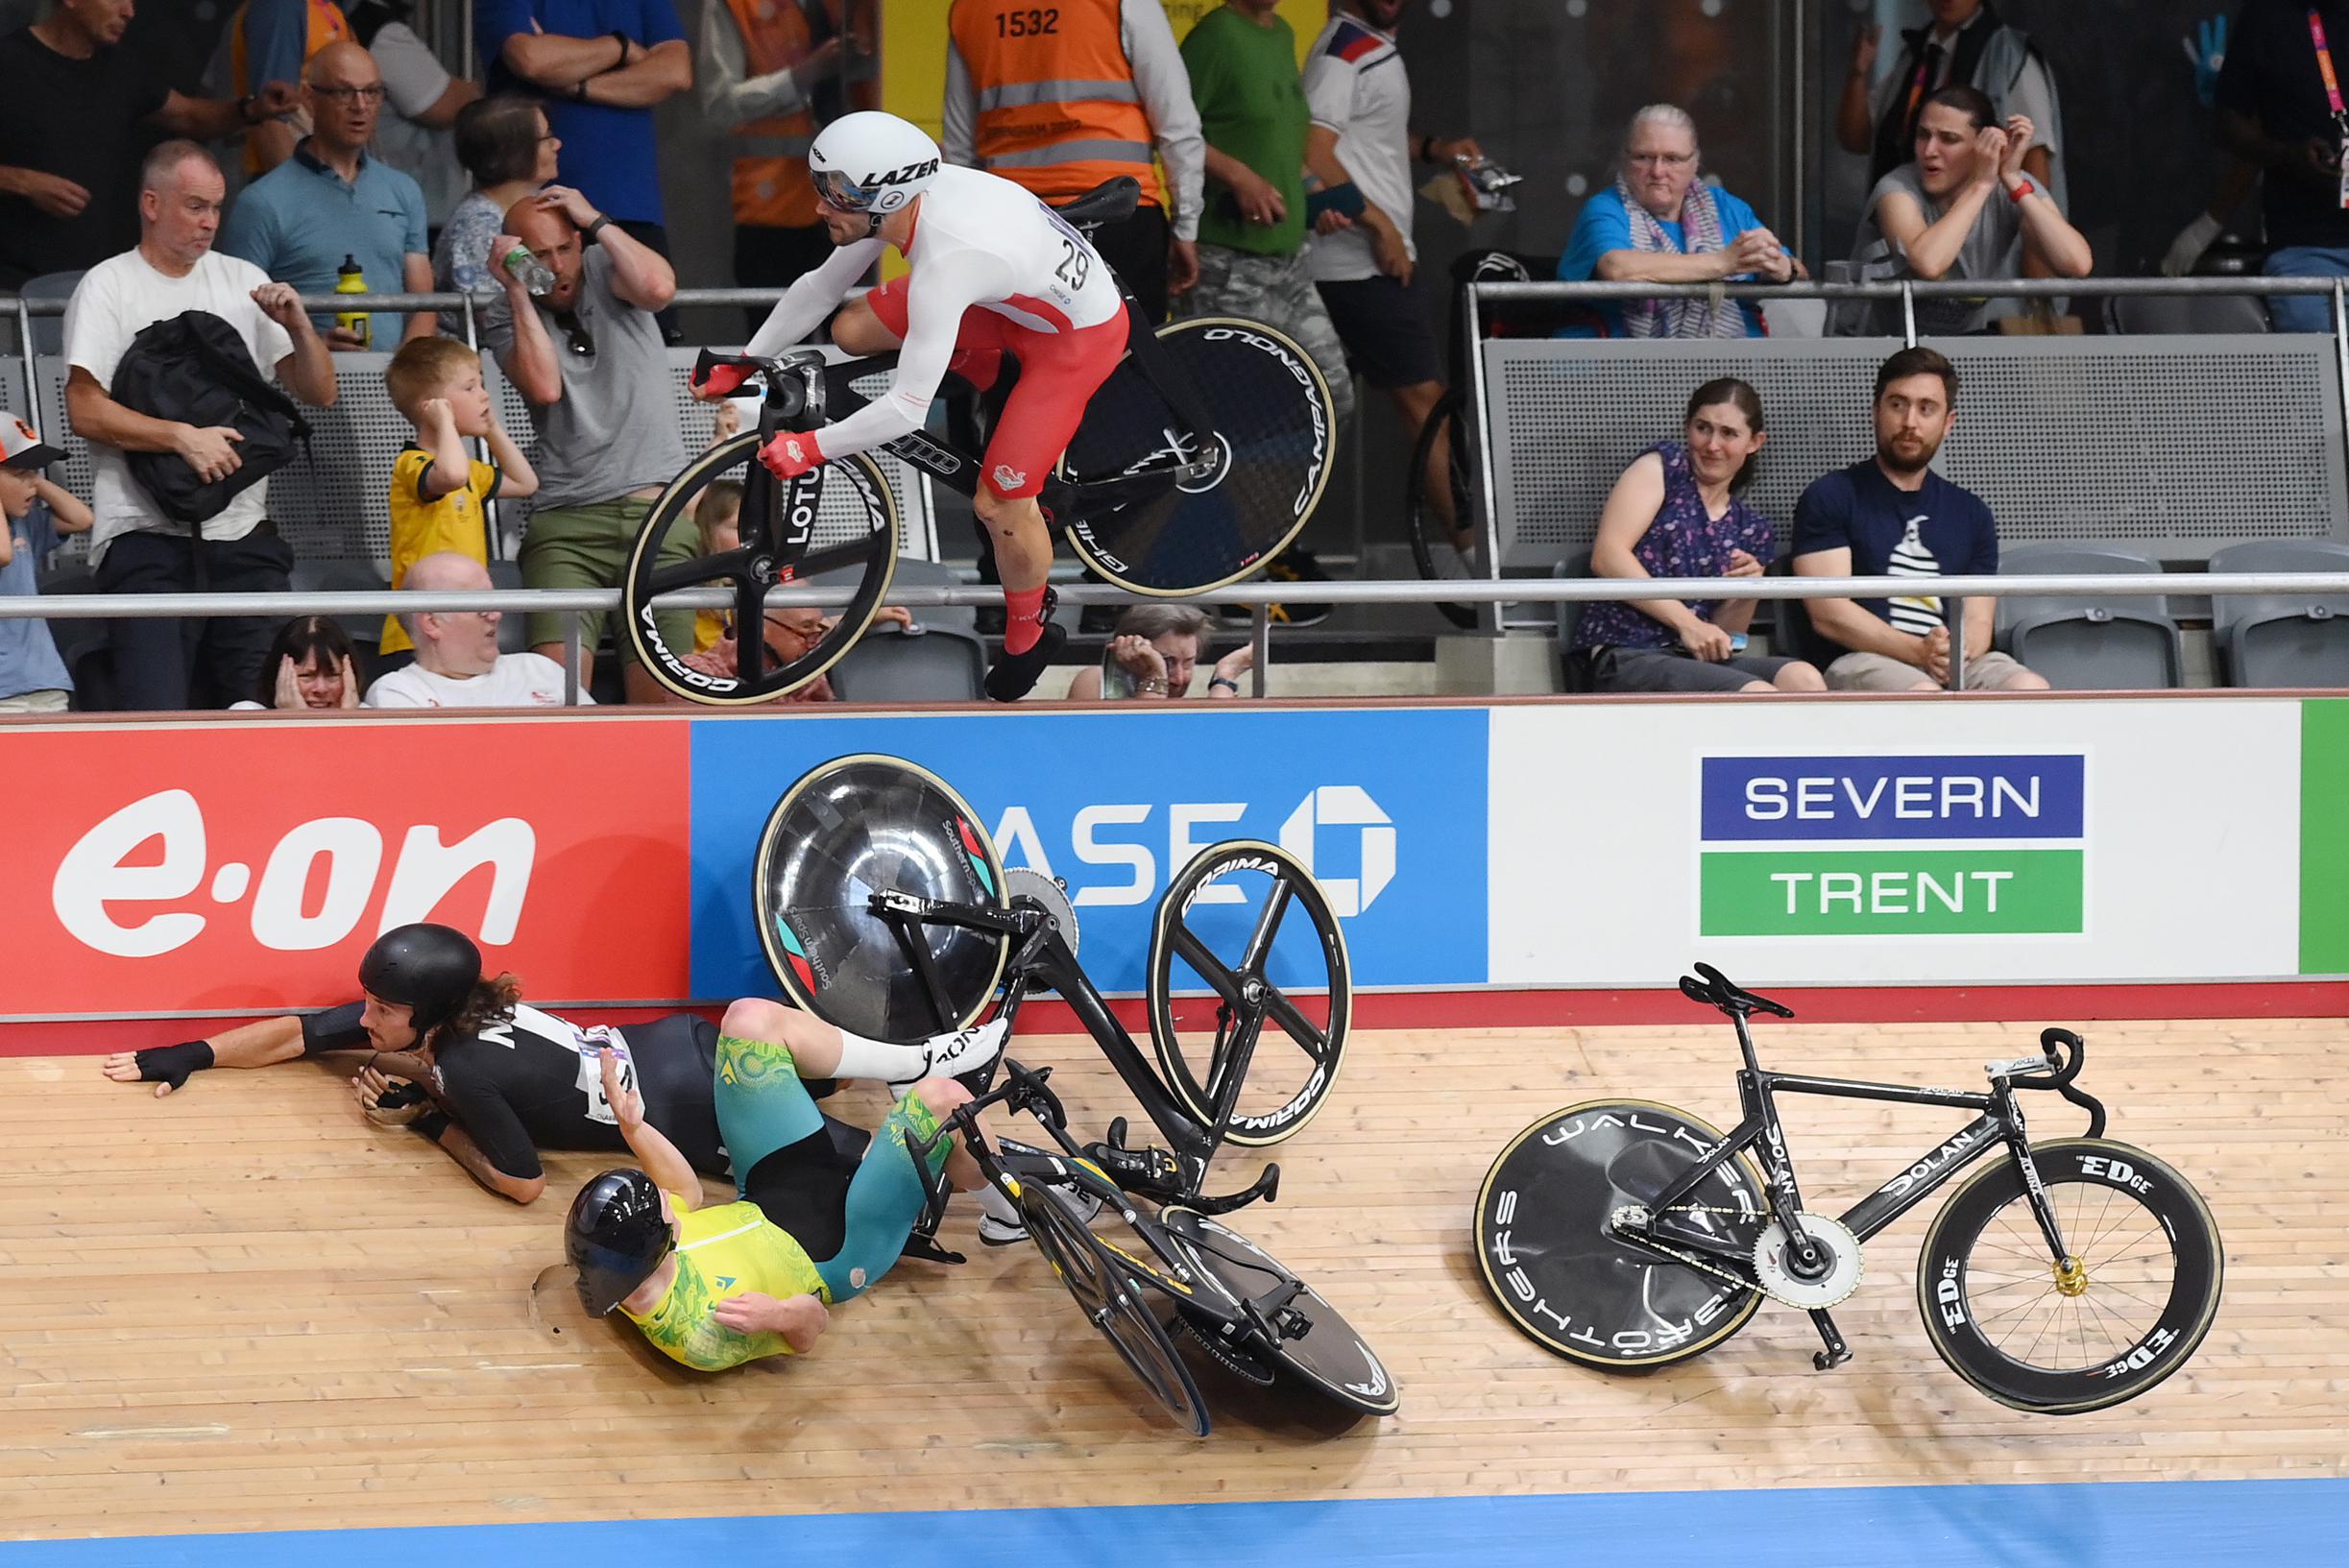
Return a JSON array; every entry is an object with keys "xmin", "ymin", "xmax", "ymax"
[{"xmin": 566, "ymin": 1001, "xmax": 1003, "ymax": 1370}]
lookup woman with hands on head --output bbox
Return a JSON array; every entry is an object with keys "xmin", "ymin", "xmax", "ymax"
[
  {"xmin": 231, "ymin": 614, "xmax": 362, "ymax": 711},
  {"xmin": 1564, "ymin": 377, "xmax": 1823, "ymax": 696}
]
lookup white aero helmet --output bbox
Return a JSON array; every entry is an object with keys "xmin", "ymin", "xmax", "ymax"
[{"xmin": 809, "ymin": 111, "xmax": 943, "ymax": 223}]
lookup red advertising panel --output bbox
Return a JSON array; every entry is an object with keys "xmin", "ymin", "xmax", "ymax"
[{"xmin": 0, "ymin": 716, "xmax": 692, "ymax": 1019}]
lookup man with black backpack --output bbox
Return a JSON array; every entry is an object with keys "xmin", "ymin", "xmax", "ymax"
[{"xmin": 62, "ymin": 139, "xmax": 338, "ymax": 710}]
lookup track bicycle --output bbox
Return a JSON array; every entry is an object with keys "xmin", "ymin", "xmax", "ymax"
[
  {"xmin": 751, "ymin": 753, "xmax": 1353, "ymax": 1178},
  {"xmin": 1474, "ymin": 962, "xmax": 2222, "ymax": 1413},
  {"xmin": 900, "ymin": 1055, "xmax": 1397, "ymax": 1436},
  {"xmin": 621, "ymin": 176, "xmax": 1339, "ymax": 704}
]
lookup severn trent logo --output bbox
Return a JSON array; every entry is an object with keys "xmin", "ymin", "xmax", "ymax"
[{"xmin": 1697, "ymin": 755, "xmax": 2085, "ymax": 937}]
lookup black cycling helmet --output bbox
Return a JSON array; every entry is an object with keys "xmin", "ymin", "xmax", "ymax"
[
  {"xmin": 567, "ymin": 1169, "xmax": 674, "ymax": 1315},
  {"xmin": 357, "ymin": 923, "xmax": 482, "ymax": 1038}
]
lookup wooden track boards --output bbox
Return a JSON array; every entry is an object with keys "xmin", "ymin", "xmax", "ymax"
[{"xmin": 3, "ymin": 1017, "xmax": 2344, "ymax": 1540}]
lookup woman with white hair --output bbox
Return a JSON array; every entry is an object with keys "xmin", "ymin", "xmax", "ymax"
[{"xmin": 1556, "ymin": 104, "xmax": 1802, "ymax": 339}]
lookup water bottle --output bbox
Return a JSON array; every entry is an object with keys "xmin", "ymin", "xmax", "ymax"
[
  {"xmin": 502, "ymin": 242, "xmax": 557, "ymax": 299},
  {"xmin": 333, "ymin": 254, "xmax": 370, "ymax": 348}
]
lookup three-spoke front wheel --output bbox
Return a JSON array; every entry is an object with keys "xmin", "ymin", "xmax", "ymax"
[
  {"xmin": 1145, "ymin": 839, "xmax": 1350, "ymax": 1147},
  {"xmin": 620, "ymin": 432, "xmax": 900, "ymax": 704}
]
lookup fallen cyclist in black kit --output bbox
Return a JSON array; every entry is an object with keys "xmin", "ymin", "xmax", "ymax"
[{"xmin": 100, "ymin": 923, "xmax": 1007, "ymax": 1205}]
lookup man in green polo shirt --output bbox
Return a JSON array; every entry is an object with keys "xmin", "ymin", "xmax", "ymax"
[
  {"xmin": 219, "ymin": 39, "xmax": 432, "ymax": 349},
  {"xmin": 1179, "ymin": 0, "xmax": 1352, "ymax": 427}
]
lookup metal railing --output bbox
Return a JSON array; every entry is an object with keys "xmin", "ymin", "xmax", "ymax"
[{"xmin": 5, "ymin": 571, "xmax": 2342, "ymax": 705}]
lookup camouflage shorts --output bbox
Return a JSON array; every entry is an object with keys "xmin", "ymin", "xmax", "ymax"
[{"xmin": 1184, "ymin": 244, "xmax": 1357, "ymax": 426}]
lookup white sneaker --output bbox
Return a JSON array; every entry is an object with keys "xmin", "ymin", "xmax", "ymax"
[
  {"xmin": 890, "ymin": 1016, "xmax": 1008, "ymax": 1094},
  {"xmin": 977, "ymin": 1180, "xmax": 1103, "ymax": 1246}
]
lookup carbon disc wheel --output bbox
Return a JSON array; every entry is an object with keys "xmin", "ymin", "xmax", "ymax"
[
  {"xmin": 751, "ymin": 754, "xmax": 1008, "ymax": 1042},
  {"xmin": 1059, "ymin": 316, "xmax": 1335, "ymax": 596}
]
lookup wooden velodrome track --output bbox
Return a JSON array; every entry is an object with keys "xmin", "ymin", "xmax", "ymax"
[{"xmin": 3, "ymin": 1013, "xmax": 2345, "ymax": 1543}]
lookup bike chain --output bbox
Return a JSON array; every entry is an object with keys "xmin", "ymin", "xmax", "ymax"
[{"xmin": 1610, "ymin": 1202, "xmax": 1764, "ymax": 1297}]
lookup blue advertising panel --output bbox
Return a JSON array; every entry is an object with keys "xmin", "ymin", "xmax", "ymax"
[
  {"xmin": 1699, "ymin": 755, "xmax": 2087, "ymax": 842},
  {"xmin": 688, "ymin": 708, "xmax": 1489, "ymax": 1001}
]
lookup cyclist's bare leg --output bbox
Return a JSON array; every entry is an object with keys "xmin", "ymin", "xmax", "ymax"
[
  {"xmin": 973, "ymin": 489, "xmax": 1051, "ymax": 596},
  {"xmin": 1392, "ymin": 378, "xmax": 1466, "ymax": 548}
]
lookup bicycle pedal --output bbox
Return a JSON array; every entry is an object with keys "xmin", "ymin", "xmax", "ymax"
[
  {"xmin": 1081, "ymin": 1139, "xmax": 1183, "ymax": 1195},
  {"xmin": 901, "ymin": 1233, "xmax": 967, "ymax": 1267}
]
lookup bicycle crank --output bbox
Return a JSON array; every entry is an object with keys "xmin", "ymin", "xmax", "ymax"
[{"xmin": 1752, "ymin": 1214, "xmax": 1864, "ymax": 1310}]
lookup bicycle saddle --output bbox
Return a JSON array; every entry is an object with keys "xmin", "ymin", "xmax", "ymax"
[
  {"xmin": 1678, "ymin": 961, "xmax": 1796, "ymax": 1020},
  {"xmin": 1054, "ymin": 176, "xmax": 1142, "ymax": 231}
]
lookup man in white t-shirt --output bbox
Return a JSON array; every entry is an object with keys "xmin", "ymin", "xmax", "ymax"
[
  {"xmin": 1301, "ymin": 2, "xmax": 1479, "ymax": 545},
  {"xmin": 365, "ymin": 550, "xmax": 584, "ymax": 708},
  {"xmin": 63, "ymin": 138, "xmax": 338, "ymax": 711}
]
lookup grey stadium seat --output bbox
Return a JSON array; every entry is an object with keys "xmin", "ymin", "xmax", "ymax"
[
  {"xmin": 825, "ymin": 623, "xmax": 987, "ymax": 703},
  {"xmin": 288, "ymin": 557, "xmax": 392, "ymax": 655},
  {"xmin": 883, "ymin": 554, "xmax": 978, "ymax": 633},
  {"xmin": 2208, "ymin": 539, "xmax": 2349, "ymax": 688},
  {"xmin": 487, "ymin": 559, "xmax": 530, "ymax": 654},
  {"xmin": 2107, "ymin": 292, "xmax": 2269, "ymax": 337},
  {"xmin": 1996, "ymin": 543, "xmax": 2182, "ymax": 690}
]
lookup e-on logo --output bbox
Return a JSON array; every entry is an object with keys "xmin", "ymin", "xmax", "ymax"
[{"xmin": 1698, "ymin": 755, "xmax": 2086, "ymax": 937}]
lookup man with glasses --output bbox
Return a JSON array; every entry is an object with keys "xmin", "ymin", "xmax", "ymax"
[
  {"xmin": 364, "ymin": 550, "xmax": 585, "ymax": 706},
  {"xmin": 483, "ymin": 183, "xmax": 695, "ymax": 703},
  {"xmin": 219, "ymin": 39, "xmax": 433, "ymax": 348}
]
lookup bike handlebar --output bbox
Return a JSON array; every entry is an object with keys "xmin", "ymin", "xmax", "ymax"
[{"xmin": 690, "ymin": 348, "xmax": 816, "ymax": 423}]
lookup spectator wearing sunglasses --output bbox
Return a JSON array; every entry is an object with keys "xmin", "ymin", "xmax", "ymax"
[
  {"xmin": 482, "ymin": 183, "xmax": 693, "ymax": 703},
  {"xmin": 218, "ymin": 40, "xmax": 433, "ymax": 348}
]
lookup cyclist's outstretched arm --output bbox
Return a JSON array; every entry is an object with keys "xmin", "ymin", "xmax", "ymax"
[
  {"xmin": 744, "ymin": 237, "xmax": 884, "ymax": 358},
  {"xmin": 795, "ymin": 250, "xmax": 1011, "ymax": 459}
]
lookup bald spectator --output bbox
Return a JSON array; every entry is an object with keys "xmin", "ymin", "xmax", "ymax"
[
  {"xmin": 0, "ymin": 1, "xmax": 298, "ymax": 289},
  {"xmin": 364, "ymin": 551, "xmax": 584, "ymax": 708},
  {"xmin": 482, "ymin": 184, "xmax": 692, "ymax": 704},
  {"xmin": 63, "ymin": 141, "xmax": 337, "ymax": 710},
  {"xmin": 219, "ymin": 40, "xmax": 433, "ymax": 349}
]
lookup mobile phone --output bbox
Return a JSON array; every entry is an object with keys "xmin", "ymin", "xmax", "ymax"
[{"xmin": 1727, "ymin": 634, "xmax": 1749, "ymax": 654}]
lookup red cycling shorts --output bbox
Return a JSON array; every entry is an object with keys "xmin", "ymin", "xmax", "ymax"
[{"xmin": 865, "ymin": 276, "xmax": 1131, "ymax": 501}]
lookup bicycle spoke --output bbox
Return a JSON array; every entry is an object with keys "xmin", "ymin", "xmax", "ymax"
[
  {"xmin": 797, "ymin": 529, "xmax": 891, "ymax": 576},
  {"xmin": 1167, "ymin": 922, "xmax": 1247, "ymax": 1008},
  {"xmin": 647, "ymin": 557, "xmax": 733, "ymax": 597},
  {"xmin": 1261, "ymin": 984, "xmax": 1333, "ymax": 1056},
  {"xmin": 1238, "ymin": 877, "xmax": 1295, "ymax": 977}
]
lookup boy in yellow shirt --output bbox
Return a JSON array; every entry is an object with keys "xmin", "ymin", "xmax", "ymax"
[{"xmin": 379, "ymin": 340, "xmax": 538, "ymax": 659}]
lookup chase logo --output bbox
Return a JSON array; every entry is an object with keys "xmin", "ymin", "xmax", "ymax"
[
  {"xmin": 1698, "ymin": 755, "xmax": 2086, "ymax": 937},
  {"xmin": 1279, "ymin": 785, "xmax": 1393, "ymax": 916}
]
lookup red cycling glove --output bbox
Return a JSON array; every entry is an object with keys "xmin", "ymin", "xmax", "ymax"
[
  {"xmin": 760, "ymin": 428, "xmax": 827, "ymax": 481},
  {"xmin": 693, "ymin": 361, "xmax": 751, "ymax": 399}
]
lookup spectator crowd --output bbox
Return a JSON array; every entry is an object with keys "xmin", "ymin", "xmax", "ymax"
[{"xmin": 0, "ymin": 2, "xmax": 2324, "ymax": 712}]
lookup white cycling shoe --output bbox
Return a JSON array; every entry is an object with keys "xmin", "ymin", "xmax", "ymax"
[{"xmin": 888, "ymin": 1015, "xmax": 1008, "ymax": 1095}]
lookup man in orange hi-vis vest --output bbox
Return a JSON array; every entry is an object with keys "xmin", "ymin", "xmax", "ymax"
[
  {"xmin": 227, "ymin": 0, "xmax": 353, "ymax": 176},
  {"xmin": 944, "ymin": 0, "xmax": 1204, "ymax": 634},
  {"xmin": 944, "ymin": 0, "xmax": 1203, "ymax": 326},
  {"xmin": 697, "ymin": 0, "xmax": 877, "ymax": 299}
]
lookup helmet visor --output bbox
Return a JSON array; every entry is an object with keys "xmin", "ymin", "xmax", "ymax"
[{"xmin": 812, "ymin": 167, "xmax": 873, "ymax": 213}]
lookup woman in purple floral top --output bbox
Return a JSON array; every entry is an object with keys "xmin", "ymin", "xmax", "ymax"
[{"xmin": 1567, "ymin": 377, "xmax": 1825, "ymax": 694}]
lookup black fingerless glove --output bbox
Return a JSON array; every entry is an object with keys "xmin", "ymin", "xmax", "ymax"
[
  {"xmin": 133, "ymin": 1040, "xmax": 214, "ymax": 1089},
  {"xmin": 375, "ymin": 1080, "xmax": 428, "ymax": 1112}
]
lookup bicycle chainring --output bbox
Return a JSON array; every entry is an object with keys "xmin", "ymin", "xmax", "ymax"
[
  {"xmin": 1752, "ymin": 1214, "xmax": 1864, "ymax": 1310},
  {"xmin": 1004, "ymin": 867, "xmax": 1079, "ymax": 958}
]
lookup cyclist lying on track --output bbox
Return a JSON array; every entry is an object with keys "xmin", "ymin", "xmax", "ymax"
[
  {"xmin": 101, "ymin": 922, "xmax": 1005, "ymax": 1205},
  {"xmin": 690, "ymin": 109, "xmax": 1130, "ymax": 702},
  {"xmin": 566, "ymin": 1020, "xmax": 999, "ymax": 1370}
]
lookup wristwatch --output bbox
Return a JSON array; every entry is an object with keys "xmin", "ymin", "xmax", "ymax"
[
  {"xmin": 582, "ymin": 214, "xmax": 612, "ymax": 246},
  {"xmin": 1209, "ymin": 676, "xmax": 1240, "ymax": 693},
  {"xmin": 2006, "ymin": 177, "xmax": 2037, "ymax": 205}
]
